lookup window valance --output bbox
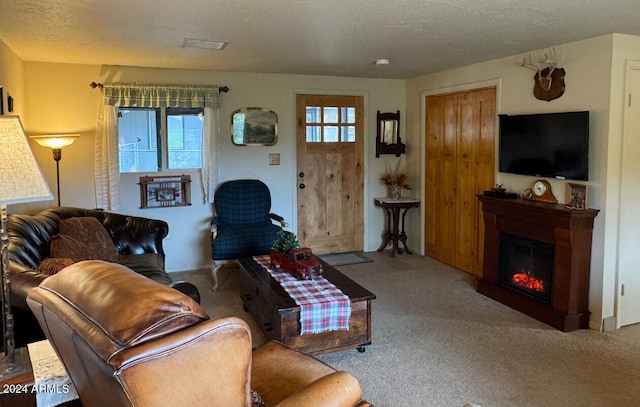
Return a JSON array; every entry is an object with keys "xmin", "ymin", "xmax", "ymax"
[{"xmin": 102, "ymin": 83, "xmax": 222, "ymax": 108}]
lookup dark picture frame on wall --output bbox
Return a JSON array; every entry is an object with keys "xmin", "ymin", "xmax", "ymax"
[{"xmin": 138, "ymin": 174, "xmax": 192, "ymax": 209}]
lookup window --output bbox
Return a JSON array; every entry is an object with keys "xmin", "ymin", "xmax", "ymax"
[
  {"xmin": 118, "ymin": 107, "xmax": 204, "ymax": 173},
  {"xmin": 305, "ymin": 106, "xmax": 356, "ymax": 143}
]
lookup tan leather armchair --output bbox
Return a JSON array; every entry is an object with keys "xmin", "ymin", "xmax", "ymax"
[{"xmin": 27, "ymin": 261, "xmax": 371, "ymax": 407}]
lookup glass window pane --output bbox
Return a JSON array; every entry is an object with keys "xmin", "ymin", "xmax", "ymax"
[
  {"xmin": 341, "ymin": 126, "xmax": 356, "ymax": 142},
  {"xmin": 167, "ymin": 110, "xmax": 203, "ymax": 169},
  {"xmin": 341, "ymin": 107, "xmax": 355, "ymax": 123},
  {"xmin": 306, "ymin": 107, "xmax": 321, "ymax": 123},
  {"xmin": 306, "ymin": 126, "xmax": 321, "ymax": 142},
  {"xmin": 324, "ymin": 107, "xmax": 338, "ymax": 123},
  {"xmin": 324, "ymin": 126, "xmax": 339, "ymax": 142},
  {"xmin": 118, "ymin": 108, "xmax": 159, "ymax": 172}
]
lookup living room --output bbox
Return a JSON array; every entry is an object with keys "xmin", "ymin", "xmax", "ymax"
[
  {"xmin": 4, "ymin": 37, "xmax": 640, "ymax": 330},
  {"xmin": 2, "ymin": 2, "xmax": 640, "ymax": 405}
]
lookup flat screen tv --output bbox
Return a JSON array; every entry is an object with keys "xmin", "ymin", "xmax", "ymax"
[{"xmin": 498, "ymin": 111, "xmax": 589, "ymax": 181}]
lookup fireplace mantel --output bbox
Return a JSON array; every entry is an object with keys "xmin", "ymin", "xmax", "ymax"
[{"xmin": 477, "ymin": 195, "xmax": 599, "ymax": 331}]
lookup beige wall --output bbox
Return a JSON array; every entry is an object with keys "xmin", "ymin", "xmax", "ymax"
[
  {"xmin": 13, "ymin": 62, "xmax": 405, "ymax": 272},
  {"xmin": 0, "ymin": 39, "xmax": 25, "ymax": 116}
]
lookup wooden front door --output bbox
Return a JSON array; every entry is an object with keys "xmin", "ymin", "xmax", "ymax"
[{"xmin": 296, "ymin": 94, "xmax": 364, "ymax": 254}]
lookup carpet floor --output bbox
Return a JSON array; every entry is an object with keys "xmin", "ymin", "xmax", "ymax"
[{"xmin": 173, "ymin": 252, "xmax": 640, "ymax": 407}]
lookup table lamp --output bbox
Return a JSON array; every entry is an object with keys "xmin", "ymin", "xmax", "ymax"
[
  {"xmin": 30, "ymin": 134, "xmax": 79, "ymax": 206},
  {"xmin": 0, "ymin": 116, "xmax": 53, "ymax": 380}
]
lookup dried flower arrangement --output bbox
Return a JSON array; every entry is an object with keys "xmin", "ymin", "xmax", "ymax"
[
  {"xmin": 380, "ymin": 159, "xmax": 411, "ymax": 199},
  {"xmin": 380, "ymin": 160, "xmax": 411, "ymax": 190}
]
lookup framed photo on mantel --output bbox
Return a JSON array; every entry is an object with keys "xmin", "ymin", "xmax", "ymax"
[{"xmin": 566, "ymin": 183, "xmax": 588, "ymax": 210}]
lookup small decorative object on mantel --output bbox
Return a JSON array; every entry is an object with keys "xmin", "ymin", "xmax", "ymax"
[
  {"xmin": 139, "ymin": 174, "xmax": 191, "ymax": 208},
  {"xmin": 380, "ymin": 159, "xmax": 411, "ymax": 200},
  {"xmin": 483, "ymin": 184, "xmax": 518, "ymax": 199},
  {"xmin": 521, "ymin": 47, "xmax": 566, "ymax": 102},
  {"xmin": 525, "ymin": 179, "xmax": 558, "ymax": 203},
  {"xmin": 270, "ymin": 230, "xmax": 323, "ymax": 280},
  {"xmin": 566, "ymin": 183, "xmax": 588, "ymax": 210}
]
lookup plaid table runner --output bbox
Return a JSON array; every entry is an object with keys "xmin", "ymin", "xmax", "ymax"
[{"xmin": 253, "ymin": 255, "xmax": 351, "ymax": 335}]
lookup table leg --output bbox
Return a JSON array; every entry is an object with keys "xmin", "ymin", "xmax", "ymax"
[
  {"xmin": 376, "ymin": 206, "xmax": 393, "ymax": 253},
  {"xmin": 399, "ymin": 207, "xmax": 413, "ymax": 255},
  {"xmin": 375, "ymin": 199, "xmax": 419, "ymax": 257},
  {"xmin": 390, "ymin": 206, "xmax": 401, "ymax": 256}
]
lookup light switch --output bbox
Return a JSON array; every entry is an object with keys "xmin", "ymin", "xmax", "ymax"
[{"xmin": 269, "ymin": 153, "xmax": 280, "ymax": 165}]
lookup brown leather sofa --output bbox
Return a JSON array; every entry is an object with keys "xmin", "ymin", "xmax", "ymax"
[
  {"xmin": 27, "ymin": 261, "xmax": 372, "ymax": 407},
  {"xmin": 8, "ymin": 207, "xmax": 200, "ymax": 346}
]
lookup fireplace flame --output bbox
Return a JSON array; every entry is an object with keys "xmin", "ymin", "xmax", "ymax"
[{"xmin": 512, "ymin": 270, "xmax": 545, "ymax": 292}]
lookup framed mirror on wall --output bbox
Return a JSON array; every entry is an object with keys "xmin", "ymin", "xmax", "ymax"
[
  {"xmin": 231, "ymin": 107, "xmax": 278, "ymax": 146},
  {"xmin": 376, "ymin": 110, "xmax": 405, "ymax": 157}
]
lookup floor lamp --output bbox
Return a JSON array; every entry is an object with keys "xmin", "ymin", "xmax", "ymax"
[
  {"xmin": 0, "ymin": 116, "xmax": 53, "ymax": 380},
  {"xmin": 30, "ymin": 134, "xmax": 79, "ymax": 206}
]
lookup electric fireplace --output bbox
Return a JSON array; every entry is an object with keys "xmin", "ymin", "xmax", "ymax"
[
  {"xmin": 499, "ymin": 233, "xmax": 553, "ymax": 304},
  {"xmin": 477, "ymin": 195, "xmax": 599, "ymax": 331}
]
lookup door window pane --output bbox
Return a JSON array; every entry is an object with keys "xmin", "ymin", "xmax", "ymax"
[
  {"xmin": 341, "ymin": 107, "xmax": 356, "ymax": 124},
  {"xmin": 324, "ymin": 126, "xmax": 339, "ymax": 142},
  {"xmin": 306, "ymin": 107, "xmax": 321, "ymax": 123},
  {"xmin": 342, "ymin": 126, "xmax": 356, "ymax": 142},
  {"xmin": 306, "ymin": 126, "xmax": 321, "ymax": 142},
  {"xmin": 323, "ymin": 107, "xmax": 339, "ymax": 123}
]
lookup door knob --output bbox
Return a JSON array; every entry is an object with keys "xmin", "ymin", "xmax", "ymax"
[
  {"xmin": 299, "ymin": 172, "xmax": 305, "ymax": 178},
  {"xmin": 299, "ymin": 183, "xmax": 306, "ymax": 189}
]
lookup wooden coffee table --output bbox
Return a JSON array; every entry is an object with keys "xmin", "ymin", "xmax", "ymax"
[{"xmin": 238, "ymin": 256, "xmax": 376, "ymax": 355}]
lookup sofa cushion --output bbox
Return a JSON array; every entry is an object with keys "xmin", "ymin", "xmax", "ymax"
[
  {"xmin": 59, "ymin": 217, "xmax": 119, "ymax": 262},
  {"xmin": 37, "ymin": 258, "xmax": 75, "ymax": 275},
  {"xmin": 118, "ymin": 253, "xmax": 171, "ymax": 285},
  {"xmin": 50, "ymin": 234, "xmax": 95, "ymax": 262}
]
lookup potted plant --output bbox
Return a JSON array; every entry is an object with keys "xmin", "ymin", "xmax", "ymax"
[
  {"xmin": 270, "ymin": 231, "xmax": 322, "ymax": 279},
  {"xmin": 271, "ymin": 230, "xmax": 301, "ymax": 253},
  {"xmin": 380, "ymin": 159, "xmax": 411, "ymax": 200}
]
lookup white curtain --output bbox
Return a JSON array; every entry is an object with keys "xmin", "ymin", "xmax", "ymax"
[{"xmin": 94, "ymin": 83, "xmax": 222, "ymax": 210}]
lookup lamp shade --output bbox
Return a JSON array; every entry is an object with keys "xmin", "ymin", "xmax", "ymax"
[
  {"xmin": 30, "ymin": 134, "xmax": 79, "ymax": 149},
  {"xmin": 0, "ymin": 116, "xmax": 54, "ymax": 205}
]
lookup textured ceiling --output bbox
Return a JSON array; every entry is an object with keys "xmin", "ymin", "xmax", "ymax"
[{"xmin": 1, "ymin": 0, "xmax": 640, "ymax": 79}]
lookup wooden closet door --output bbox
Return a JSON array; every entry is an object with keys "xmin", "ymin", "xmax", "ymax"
[
  {"xmin": 425, "ymin": 93, "xmax": 457, "ymax": 265},
  {"xmin": 455, "ymin": 91, "xmax": 479, "ymax": 273},
  {"xmin": 424, "ymin": 87, "xmax": 495, "ymax": 276}
]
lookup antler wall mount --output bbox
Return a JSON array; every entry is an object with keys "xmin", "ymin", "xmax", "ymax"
[{"xmin": 522, "ymin": 48, "xmax": 566, "ymax": 102}]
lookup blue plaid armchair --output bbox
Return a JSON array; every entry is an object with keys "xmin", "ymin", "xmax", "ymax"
[{"xmin": 210, "ymin": 179, "xmax": 287, "ymax": 289}]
